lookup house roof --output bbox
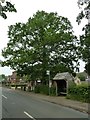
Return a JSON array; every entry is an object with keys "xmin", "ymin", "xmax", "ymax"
[{"xmin": 53, "ymin": 72, "xmax": 73, "ymax": 81}]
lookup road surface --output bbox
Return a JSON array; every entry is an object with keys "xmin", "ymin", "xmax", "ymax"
[{"xmin": 2, "ymin": 87, "xmax": 88, "ymax": 119}]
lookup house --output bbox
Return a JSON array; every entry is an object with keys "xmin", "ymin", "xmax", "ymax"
[
  {"xmin": 7, "ymin": 71, "xmax": 20, "ymax": 84},
  {"xmin": 53, "ymin": 72, "xmax": 74, "ymax": 96}
]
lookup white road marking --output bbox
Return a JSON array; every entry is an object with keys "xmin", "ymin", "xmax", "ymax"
[
  {"xmin": 24, "ymin": 111, "xmax": 36, "ymax": 120},
  {"xmin": 2, "ymin": 95, "xmax": 7, "ymax": 99}
]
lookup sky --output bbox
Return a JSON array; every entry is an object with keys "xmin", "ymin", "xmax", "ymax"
[{"xmin": 0, "ymin": 0, "xmax": 87, "ymax": 76}]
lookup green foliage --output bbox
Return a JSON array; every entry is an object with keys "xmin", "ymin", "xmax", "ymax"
[
  {"xmin": 68, "ymin": 80, "xmax": 76, "ymax": 88},
  {"xmin": 77, "ymin": 0, "xmax": 90, "ymax": 24},
  {"xmin": 22, "ymin": 75, "xmax": 31, "ymax": 82},
  {"xmin": 67, "ymin": 84, "xmax": 90, "ymax": 103},
  {"xmin": 77, "ymin": 0, "xmax": 90, "ymax": 76},
  {"xmin": 34, "ymin": 85, "xmax": 49, "ymax": 95},
  {"xmin": 1, "ymin": 74, "xmax": 6, "ymax": 79},
  {"xmin": 78, "ymin": 75, "xmax": 85, "ymax": 81},
  {"xmin": 0, "ymin": 75, "xmax": 3, "ymax": 82},
  {"xmin": 34, "ymin": 85, "xmax": 56, "ymax": 96},
  {"xmin": 77, "ymin": 72, "xmax": 86, "ymax": 81},
  {"xmin": 1, "ymin": 11, "xmax": 79, "ymax": 83},
  {"xmin": 78, "ymin": 24, "xmax": 90, "ymax": 75},
  {"xmin": 0, "ymin": 0, "xmax": 17, "ymax": 19},
  {"xmin": 0, "ymin": 74, "xmax": 7, "ymax": 82},
  {"xmin": 85, "ymin": 62, "xmax": 90, "ymax": 75},
  {"xmin": 50, "ymin": 86, "xmax": 56, "ymax": 96}
]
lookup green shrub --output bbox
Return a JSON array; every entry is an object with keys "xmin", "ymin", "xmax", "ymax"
[
  {"xmin": 34, "ymin": 84, "xmax": 56, "ymax": 96},
  {"xmin": 76, "ymin": 72, "xmax": 87, "ymax": 81},
  {"xmin": 50, "ymin": 86, "xmax": 56, "ymax": 96},
  {"xmin": 40, "ymin": 85, "xmax": 49, "ymax": 95},
  {"xmin": 67, "ymin": 84, "xmax": 90, "ymax": 103},
  {"xmin": 34, "ymin": 85, "xmax": 48, "ymax": 95},
  {"xmin": 34, "ymin": 85, "xmax": 41, "ymax": 93}
]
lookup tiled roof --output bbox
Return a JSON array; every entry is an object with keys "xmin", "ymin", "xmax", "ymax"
[{"xmin": 53, "ymin": 72, "xmax": 73, "ymax": 81}]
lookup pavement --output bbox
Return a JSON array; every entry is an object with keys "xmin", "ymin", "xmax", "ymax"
[{"xmin": 13, "ymin": 88, "xmax": 90, "ymax": 115}]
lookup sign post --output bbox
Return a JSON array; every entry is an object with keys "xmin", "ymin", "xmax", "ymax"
[{"xmin": 46, "ymin": 70, "xmax": 50, "ymax": 95}]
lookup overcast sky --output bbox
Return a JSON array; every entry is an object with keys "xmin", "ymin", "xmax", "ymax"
[{"xmin": 0, "ymin": 0, "xmax": 87, "ymax": 76}]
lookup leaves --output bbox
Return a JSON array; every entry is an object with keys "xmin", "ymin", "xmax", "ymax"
[
  {"xmin": 1, "ymin": 11, "xmax": 79, "ymax": 83},
  {"xmin": 77, "ymin": 0, "xmax": 90, "ymax": 23},
  {"xmin": 0, "ymin": 1, "xmax": 17, "ymax": 19},
  {"xmin": 77, "ymin": 0, "xmax": 90, "ymax": 75},
  {"xmin": 76, "ymin": 11, "xmax": 85, "ymax": 25},
  {"xmin": 85, "ymin": 62, "xmax": 90, "ymax": 75}
]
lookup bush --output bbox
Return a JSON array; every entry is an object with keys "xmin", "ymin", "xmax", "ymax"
[
  {"xmin": 67, "ymin": 84, "xmax": 90, "ymax": 103},
  {"xmin": 34, "ymin": 84, "xmax": 56, "ymax": 96},
  {"xmin": 34, "ymin": 85, "xmax": 49, "ymax": 95},
  {"xmin": 50, "ymin": 86, "xmax": 56, "ymax": 96},
  {"xmin": 34, "ymin": 85, "xmax": 41, "ymax": 93},
  {"xmin": 77, "ymin": 74, "xmax": 86, "ymax": 81}
]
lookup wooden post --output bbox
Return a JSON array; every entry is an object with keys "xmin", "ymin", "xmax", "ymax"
[
  {"xmin": 55, "ymin": 81, "xmax": 58, "ymax": 96},
  {"xmin": 66, "ymin": 81, "xmax": 68, "ymax": 95}
]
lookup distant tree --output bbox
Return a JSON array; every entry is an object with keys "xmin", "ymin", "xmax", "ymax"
[
  {"xmin": 0, "ymin": 0, "xmax": 17, "ymax": 19},
  {"xmin": 1, "ymin": 74, "xmax": 6, "ymax": 80},
  {"xmin": 77, "ymin": 72, "xmax": 86, "ymax": 81}
]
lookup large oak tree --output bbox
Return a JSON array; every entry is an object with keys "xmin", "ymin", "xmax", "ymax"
[{"xmin": 1, "ymin": 11, "xmax": 79, "ymax": 84}]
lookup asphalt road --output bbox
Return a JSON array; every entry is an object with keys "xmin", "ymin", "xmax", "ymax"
[
  {"xmin": 0, "ymin": 87, "xmax": 2, "ymax": 120},
  {"xmin": 2, "ymin": 87, "xmax": 88, "ymax": 119}
]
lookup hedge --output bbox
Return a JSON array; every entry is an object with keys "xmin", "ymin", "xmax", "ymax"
[
  {"xmin": 34, "ymin": 85, "xmax": 56, "ymax": 96},
  {"xmin": 67, "ymin": 84, "xmax": 90, "ymax": 103}
]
